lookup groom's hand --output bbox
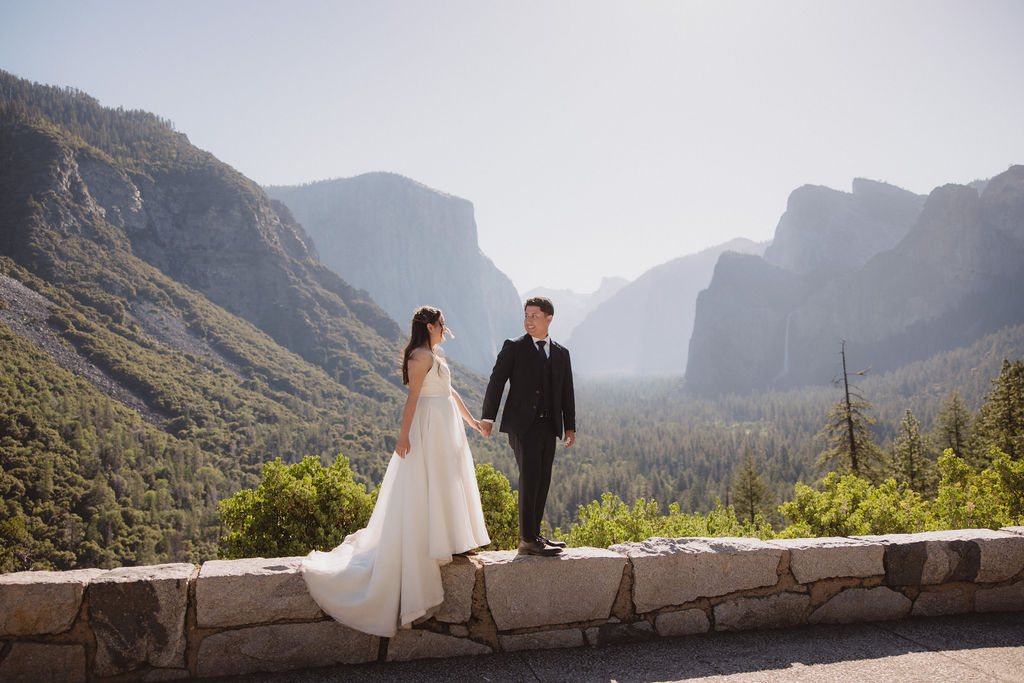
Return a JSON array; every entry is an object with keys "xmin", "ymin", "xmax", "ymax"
[
  {"xmin": 479, "ymin": 420, "xmax": 493, "ymax": 438},
  {"xmin": 563, "ymin": 430, "xmax": 575, "ymax": 448}
]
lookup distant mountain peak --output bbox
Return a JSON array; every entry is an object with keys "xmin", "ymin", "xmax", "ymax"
[
  {"xmin": 686, "ymin": 167, "xmax": 1024, "ymax": 395},
  {"xmin": 280, "ymin": 171, "xmax": 466, "ymax": 203},
  {"xmin": 265, "ymin": 174, "xmax": 522, "ymax": 373},
  {"xmin": 763, "ymin": 177, "xmax": 926, "ymax": 276}
]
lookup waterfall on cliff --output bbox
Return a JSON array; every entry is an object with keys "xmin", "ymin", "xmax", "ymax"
[{"xmin": 773, "ymin": 311, "xmax": 793, "ymax": 382}]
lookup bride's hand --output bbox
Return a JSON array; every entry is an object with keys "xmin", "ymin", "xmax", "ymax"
[
  {"xmin": 395, "ymin": 436, "xmax": 411, "ymax": 458},
  {"xmin": 471, "ymin": 419, "xmax": 484, "ymax": 434}
]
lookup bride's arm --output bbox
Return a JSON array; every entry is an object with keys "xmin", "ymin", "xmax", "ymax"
[
  {"xmin": 451, "ymin": 388, "xmax": 483, "ymax": 434},
  {"xmin": 396, "ymin": 350, "xmax": 432, "ymax": 457}
]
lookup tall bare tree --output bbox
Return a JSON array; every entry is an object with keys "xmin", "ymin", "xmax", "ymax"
[{"xmin": 818, "ymin": 341, "xmax": 883, "ymax": 477}]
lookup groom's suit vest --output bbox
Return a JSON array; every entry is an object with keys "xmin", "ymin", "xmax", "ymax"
[{"xmin": 538, "ymin": 350, "xmax": 554, "ymax": 427}]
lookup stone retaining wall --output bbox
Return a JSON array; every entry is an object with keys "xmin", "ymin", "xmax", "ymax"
[{"xmin": 3, "ymin": 528, "xmax": 1023, "ymax": 681}]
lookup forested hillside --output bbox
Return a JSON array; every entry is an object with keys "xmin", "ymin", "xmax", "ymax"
[
  {"xmin": 542, "ymin": 323, "xmax": 1024, "ymax": 529},
  {"xmin": 1, "ymin": 322, "xmax": 219, "ymax": 568},
  {"xmin": 0, "ymin": 72, "xmax": 503, "ymax": 571}
]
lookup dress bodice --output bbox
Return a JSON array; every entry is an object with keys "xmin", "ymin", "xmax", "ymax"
[{"xmin": 419, "ymin": 356, "xmax": 451, "ymax": 398}]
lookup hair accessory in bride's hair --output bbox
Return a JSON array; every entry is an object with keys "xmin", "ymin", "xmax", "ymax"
[{"xmin": 412, "ymin": 308, "xmax": 435, "ymax": 325}]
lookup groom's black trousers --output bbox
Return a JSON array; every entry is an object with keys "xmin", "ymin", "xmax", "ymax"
[{"xmin": 508, "ymin": 417, "xmax": 557, "ymax": 540}]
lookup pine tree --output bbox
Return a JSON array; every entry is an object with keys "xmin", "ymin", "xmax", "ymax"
[
  {"xmin": 732, "ymin": 453, "xmax": 771, "ymax": 524},
  {"xmin": 891, "ymin": 409, "xmax": 935, "ymax": 493},
  {"xmin": 818, "ymin": 341, "xmax": 884, "ymax": 478},
  {"xmin": 933, "ymin": 390, "xmax": 973, "ymax": 460},
  {"xmin": 976, "ymin": 359, "xmax": 1024, "ymax": 461}
]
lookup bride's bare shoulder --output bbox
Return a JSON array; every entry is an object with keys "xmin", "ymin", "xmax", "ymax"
[{"xmin": 408, "ymin": 347, "xmax": 434, "ymax": 365}]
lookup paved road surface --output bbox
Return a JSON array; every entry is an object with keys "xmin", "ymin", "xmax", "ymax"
[{"xmin": 214, "ymin": 612, "xmax": 1024, "ymax": 682}]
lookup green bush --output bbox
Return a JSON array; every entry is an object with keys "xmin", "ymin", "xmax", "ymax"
[
  {"xmin": 931, "ymin": 448, "xmax": 1024, "ymax": 529},
  {"xmin": 555, "ymin": 494, "xmax": 665, "ymax": 548},
  {"xmin": 475, "ymin": 463, "xmax": 518, "ymax": 551},
  {"xmin": 778, "ymin": 472, "xmax": 932, "ymax": 538},
  {"xmin": 660, "ymin": 500, "xmax": 775, "ymax": 540},
  {"xmin": 991, "ymin": 450, "xmax": 1024, "ymax": 520},
  {"xmin": 218, "ymin": 455, "xmax": 373, "ymax": 559},
  {"xmin": 554, "ymin": 492, "xmax": 774, "ymax": 548},
  {"xmin": 778, "ymin": 448, "xmax": 1024, "ymax": 538},
  {"xmin": 218, "ymin": 456, "xmax": 521, "ymax": 558}
]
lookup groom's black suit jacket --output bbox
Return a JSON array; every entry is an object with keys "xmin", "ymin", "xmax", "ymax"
[{"xmin": 482, "ymin": 334, "xmax": 576, "ymax": 438}]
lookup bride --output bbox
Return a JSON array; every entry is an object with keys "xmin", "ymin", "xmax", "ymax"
[{"xmin": 301, "ymin": 306, "xmax": 491, "ymax": 637}]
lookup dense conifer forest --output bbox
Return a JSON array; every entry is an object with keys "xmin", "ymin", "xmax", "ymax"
[{"xmin": 538, "ymin": 323, "xmax": 1024, "ymax": 530}]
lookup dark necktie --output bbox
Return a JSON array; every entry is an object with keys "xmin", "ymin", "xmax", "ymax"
[{"xmin": 536, "ymin": 340, "xmax": 546, "ymax": 359}]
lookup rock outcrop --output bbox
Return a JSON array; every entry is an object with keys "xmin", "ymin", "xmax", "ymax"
[
  {"xmin": 266, "ymin": 174, "xmax": 523, "ymax": 373},
  {"xmin": 686, "ymin": 252, "xmax": 806, "ymax": 393},
  {"xmin": 686, "ymin": 167, "xmax": 1024, "ymax": 395},
  {"xmin": 569, "ymin": 238, "xmax": 766, "ymax": 377},
  {"xmin": 763, "ymin": 178, "xmax": 925, "ymax": 275}
]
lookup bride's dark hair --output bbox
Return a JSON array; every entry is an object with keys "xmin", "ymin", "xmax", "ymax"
[{"xmin": 401, "ymin": 306, "xmax": 443, "ymax": 385}]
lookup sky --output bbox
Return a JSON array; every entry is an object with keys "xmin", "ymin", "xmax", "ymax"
[{"xmin": 2, "ymin": 1, "xmax": 1023, "ymax": 293}]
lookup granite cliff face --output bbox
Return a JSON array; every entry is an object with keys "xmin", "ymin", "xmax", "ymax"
[
  {"xmin": 85, "ymin": 158, "xmax": 399, "ymax": 375},
  {"xmin": 569, "ymin": 239, "xmax": 767, "ymax": 377},
  {"xmin": 763, "ymin": 179, "xmax": 925, "ymax": 275},
  {"xmin": 685, "ymin": 252, "xmax": 806, "ymax": 393},
  {"xmin": 0, "ymin": 73, "xmax": 404, "ymax": 405},
  {"xmin": 686, "ymin": 167, "xmax": 1024, "ymax": 395},
  {"xmin": 266, "ymin": 174, "xmax": 523, "ymax": 373}
]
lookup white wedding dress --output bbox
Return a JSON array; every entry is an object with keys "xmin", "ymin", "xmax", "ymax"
[{"xmin": 300, "ymin": 354, "xmax": 491, "ymax": 637}]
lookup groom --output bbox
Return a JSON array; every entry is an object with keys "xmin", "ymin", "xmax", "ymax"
[{"xmin": 481, "ymin": 297, "xmax": 576, "ymax": 556}]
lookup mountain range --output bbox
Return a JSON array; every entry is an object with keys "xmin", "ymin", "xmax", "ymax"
[
  {"xmin": 686, "ymin": 169, "xmax": 1024, "ymax": 395},
  {"xmin": 3, "ymin": 68, "xmax": 1022, "ymax": 571}
]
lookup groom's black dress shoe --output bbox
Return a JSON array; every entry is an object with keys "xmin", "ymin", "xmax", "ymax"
[
  {"xmin": 538, "ymin": 535, "xmax": 567, "ymax": 548},
  {"xmin": 518, "ymin": 538, "xmax": 562, "ymax": 556}
]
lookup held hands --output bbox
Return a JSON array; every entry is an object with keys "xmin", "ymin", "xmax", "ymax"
[
  {"xmin": 472, "ymin": 420, "xmax": 564, "ymax": 443},
  {"xmin": 463, "ymin": 417, "xmax": 487, "ymax": 436}
]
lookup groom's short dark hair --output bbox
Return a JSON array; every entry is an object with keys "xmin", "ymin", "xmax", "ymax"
[{"xmin": 525, "ymin": 297, "xmax": 554, "ymax": 316}]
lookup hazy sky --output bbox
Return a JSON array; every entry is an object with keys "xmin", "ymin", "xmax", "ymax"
[{"xmin": 2, "ymin": 1, "xmax": 1022, "ymax": 293}]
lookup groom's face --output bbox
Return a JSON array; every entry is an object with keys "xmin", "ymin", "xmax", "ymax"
[{"xmin": 524, "ymin": 305, "xmax": 552, "ymax": 339}]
